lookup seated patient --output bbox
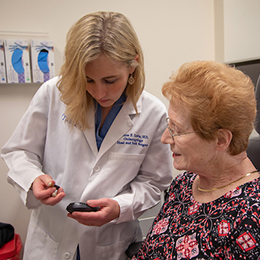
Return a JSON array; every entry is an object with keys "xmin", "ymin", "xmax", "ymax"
[{"xmin": 133, "ymin": 61, "xmax": 260, "ymax": 259}]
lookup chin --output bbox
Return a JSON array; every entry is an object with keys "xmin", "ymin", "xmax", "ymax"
[{"xmin": 173, "ymin": 162, "xmax": 186, "ymax": 172}]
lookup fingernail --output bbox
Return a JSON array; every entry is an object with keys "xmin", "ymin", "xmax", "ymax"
[
  {"xmin": 47, "ymin": 182, "xmax": 53, "ymax": 187},
  {"xmin": 52, "ymin": 190, "xmax": 58, "ymax": 197}
]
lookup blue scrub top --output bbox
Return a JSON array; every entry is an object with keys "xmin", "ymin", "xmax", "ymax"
[{"xmin": 95, "ymin": 94, "xmax": 126, "ymax": 150}]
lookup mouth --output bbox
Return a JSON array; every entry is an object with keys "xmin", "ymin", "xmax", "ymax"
[
  {"xmin": 97, "ymin": 99, "xmax": 109, "ymax": 104},
  {"xmin": 172, "ymin": 152, "xmax": 181, "ymax": 158}
]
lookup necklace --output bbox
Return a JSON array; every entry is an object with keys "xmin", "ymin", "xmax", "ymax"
[{"xmin": 197, "ymin": 170, "xmax": 259, "ymax": 192}]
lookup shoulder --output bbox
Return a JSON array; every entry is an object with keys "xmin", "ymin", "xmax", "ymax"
[
  {"xmin": 140, "ymin": 91, "xmax": 167, "ymax": 109},
  {"xmin": 242, "ymin": 177, "xmax": 260, "ymax": 203},
  {"xmin": 221, "ymin": 178, "xmax": 260, "ymax": 220},
  {"xmin": 38, "ymin": 76, "xmax": 60, "ymax": 93},
  {"xmin": 33, "ymin": 76, "xmax": 61, "ymax": 100},
  {"xmin": 135, "ymin": 91, "xmax": 167, "ymax": 121},
  {"xmin": 28, "ymin": 77, "xmax": 63, "ymax": 112}
]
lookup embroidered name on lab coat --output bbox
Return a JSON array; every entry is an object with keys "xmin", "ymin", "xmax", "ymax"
[{"xmin": 117, "ymin": 133, "xmax": 149, "ymax": 147}]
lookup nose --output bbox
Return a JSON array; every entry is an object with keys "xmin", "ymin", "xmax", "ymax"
[
  {"xmin": 161, "ymin": 128, "xmax": 174, "ymax": 144},
  {"xmin": 95, "ymin": 83, "xmax": 107, "ymax": 99}
]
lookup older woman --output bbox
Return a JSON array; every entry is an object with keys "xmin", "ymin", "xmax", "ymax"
[{"xmin": 133, "ymin": 61, "xmax": 260, "ymax": 259}]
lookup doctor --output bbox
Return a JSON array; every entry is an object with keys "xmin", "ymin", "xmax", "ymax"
[{"xmin": 1, "ymin": 11, "xmax": 172, "ymax": 260}]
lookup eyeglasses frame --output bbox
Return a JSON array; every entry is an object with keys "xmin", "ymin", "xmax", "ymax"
[{"xmin": 166, "ymin": 117, "xmax": 196, "ymax": 140}]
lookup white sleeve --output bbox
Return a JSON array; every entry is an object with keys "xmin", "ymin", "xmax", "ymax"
[{"xmin": 1, "ymin": 82, "xmax": 51, "ymax": 208}]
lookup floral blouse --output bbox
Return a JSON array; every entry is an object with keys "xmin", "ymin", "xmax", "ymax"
[{"xmin": 133, "ymin": 171, "xmax": 260, "ymax": 259}]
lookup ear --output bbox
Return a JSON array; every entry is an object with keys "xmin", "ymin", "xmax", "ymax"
[
  {"xmin": 134, "ymin": 54, "xmax": 139, "ymax": 63},
  {"xmin": 129, "ymin": 55, "xmax": 139, "ymax": 74},
  {"xmin": 215, "ymin": 129, "xmax": 233, "ymax": 151}
]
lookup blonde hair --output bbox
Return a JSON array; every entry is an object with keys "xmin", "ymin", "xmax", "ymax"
[
  {"xmin": 162, "ymin": 60, "xmax": 256, "ymax": 155},
  {"xmin": 58, "ymin": 11, "xmax": 145, "ymax": 129}
]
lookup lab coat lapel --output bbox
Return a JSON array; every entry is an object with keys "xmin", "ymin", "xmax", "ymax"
[
  {"xmin": 82, "ymin": 106, "xmax": 98, "ymax": 156},
  {"xmin": 83, "ymin": 127, "xmax": 98, "ymax": 156},
  {"xmin": 82, "ymin": 97, "xmax": 142, "ymax": 159},
  {"xmin": 97, "ymin": 101, "xmax": 138, "ymax": 158}
]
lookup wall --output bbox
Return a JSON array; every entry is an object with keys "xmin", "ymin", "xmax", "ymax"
[
  {"xmin": 0, "ymin": 0, "xmax": 259, "ymax": 256},
  {"xmin": 223, "ymin": 0, "xmax": 260, "ymax": 62}
]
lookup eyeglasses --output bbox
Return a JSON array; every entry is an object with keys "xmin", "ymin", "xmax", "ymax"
[{"xmin": 166, "ymin": 117, "xmax": 196, "ymax": 140}]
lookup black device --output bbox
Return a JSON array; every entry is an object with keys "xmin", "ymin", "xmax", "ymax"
[
  {"xmin": 53, "ymin": 184, "xmax": 60, "ymax": 190},
  {"xmin": 66, "ymin": 202, "xmax": 100, "ymax": 213}
]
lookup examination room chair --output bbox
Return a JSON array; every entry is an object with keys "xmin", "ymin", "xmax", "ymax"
[
  {"xmin": 247, "ymin": 74, "xmax": 260, "ymax": 170},
  {"xmin": 126, "ymin": 241, "xmax": 143, "ymax": 259}
]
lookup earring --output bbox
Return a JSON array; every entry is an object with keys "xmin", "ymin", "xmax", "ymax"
[{"xmin": 128, "ymin": 74, "xmax": 135, "ymax": 85}]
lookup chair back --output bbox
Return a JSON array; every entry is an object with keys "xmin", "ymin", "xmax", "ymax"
[
  {"xmin": 255, "ymin": 75, "xmax": 260, "ymax": 134},
  {"xmin": 247, "ymin": 74, "xmax": 260, "ymax": 170}
]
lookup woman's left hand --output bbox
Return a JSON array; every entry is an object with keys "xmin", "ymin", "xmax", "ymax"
[{"xmin": 67, "ymin": 198, "xmax": 120, "ymax": 227}]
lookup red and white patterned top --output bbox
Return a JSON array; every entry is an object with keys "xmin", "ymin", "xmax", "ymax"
[{"xmin": 133, "ymin": 171, "xmax": 260, "ymax": 260}]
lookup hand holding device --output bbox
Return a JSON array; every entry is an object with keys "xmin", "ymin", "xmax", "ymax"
[
  {"xmin": 66, "ymin": 202, "xmax": 100, "ymax": 213},
  {"xmin": 31, "ymin": 175, "xmax": 65, "ymax": 206},
  {"xmin": 66, "ymin": 199, "xmax": 119, "ymax": 227}
]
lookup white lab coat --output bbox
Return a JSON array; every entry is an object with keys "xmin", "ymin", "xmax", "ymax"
[{"xmin": 1, "ymin": 76, "xmax": 173, "ymax": 260}]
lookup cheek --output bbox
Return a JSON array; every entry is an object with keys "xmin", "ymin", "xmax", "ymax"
[
  {"xmin": 85, "ymin": 84, "xmax": 93, "ymax": 95},
  {"xmin": 184, "ymin": 143, "xmax": 213, "ymax": 168},
  {"xmin": 114, "ymin": 80, "xmax": 128, "ymax": 95},
  {"xmin": 176, "ymin": 139, "xmax": 191, "ymax": 152},
  {"xmin": 177, "ymin": 140, "xmax": 200, "ymax": 162}
]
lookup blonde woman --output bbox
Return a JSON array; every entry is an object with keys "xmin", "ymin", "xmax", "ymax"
[{"xmin": 1, "ymin": 12, "xmax": 172, "ymax": 260}]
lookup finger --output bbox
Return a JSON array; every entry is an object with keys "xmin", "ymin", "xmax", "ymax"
[
  {"xmin": 42, "ymin": 191, "xmax": 65, "ymax": 206},
  {"xmin": 35, "ymin": 187, "xmax": 57, "ymax": 200},
  {"xmin": 67, "ymin": 211, "xmax": 101, "ymax": 226},
  {"xmin": 47, "ymin": 181, "xmax": 55, "ymax": 188},
  {"xmin": 87, "ymin": 198, "xmax": 107, "ymax": 208},
  {"xmin": 38, "ymin": 174, "xmax": 54, "ymax": 187},
  {"xmin": 32, "ymin": 175, "xmax": 53, "ymax": 191},
  {"xmin": 51, "ymin": 185, "xmax": 61, "ymax": 197},
  {"xmin": 67, "ymin": 212, "xmax": 99, "ymax": 226}
]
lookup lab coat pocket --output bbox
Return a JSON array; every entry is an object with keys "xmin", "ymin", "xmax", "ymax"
[
  {"xmin": 109, "ymin": 152, "xmax": 145, "ymax": 161},
  {"xmin": 25, "ymin": 219, "xmax": 58, "ymax": 259},
  {"xmin": 96, "ymin": 236, "xmax": 132, "ymax": 260},
  {"xmin": 99, "ymin": 152, "xmax": 145, "ymax": 197}
]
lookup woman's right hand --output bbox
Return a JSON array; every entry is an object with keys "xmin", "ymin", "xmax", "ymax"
[{"xmin": 31, "ymin": 174, "xmax": 65, "ymax": 206}]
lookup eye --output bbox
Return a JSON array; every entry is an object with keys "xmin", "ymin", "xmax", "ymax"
[
  {"xmin": 104, "ymin": 78, "xmax": 117, "ymax": 84},
  {"xmin": 174, "ymin": 125, "xmax": 184, "ymax": 134},
  {"xmin": 168, "ymin": 120, "xmax": 176, "ymax": 130},
  {"xmin": 86, "ymin": 77, "xmax": 94, "ymax": 83},
  {"xmin": 169, "ymin": 122, "xmax": 181, "ymax": 134}
]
